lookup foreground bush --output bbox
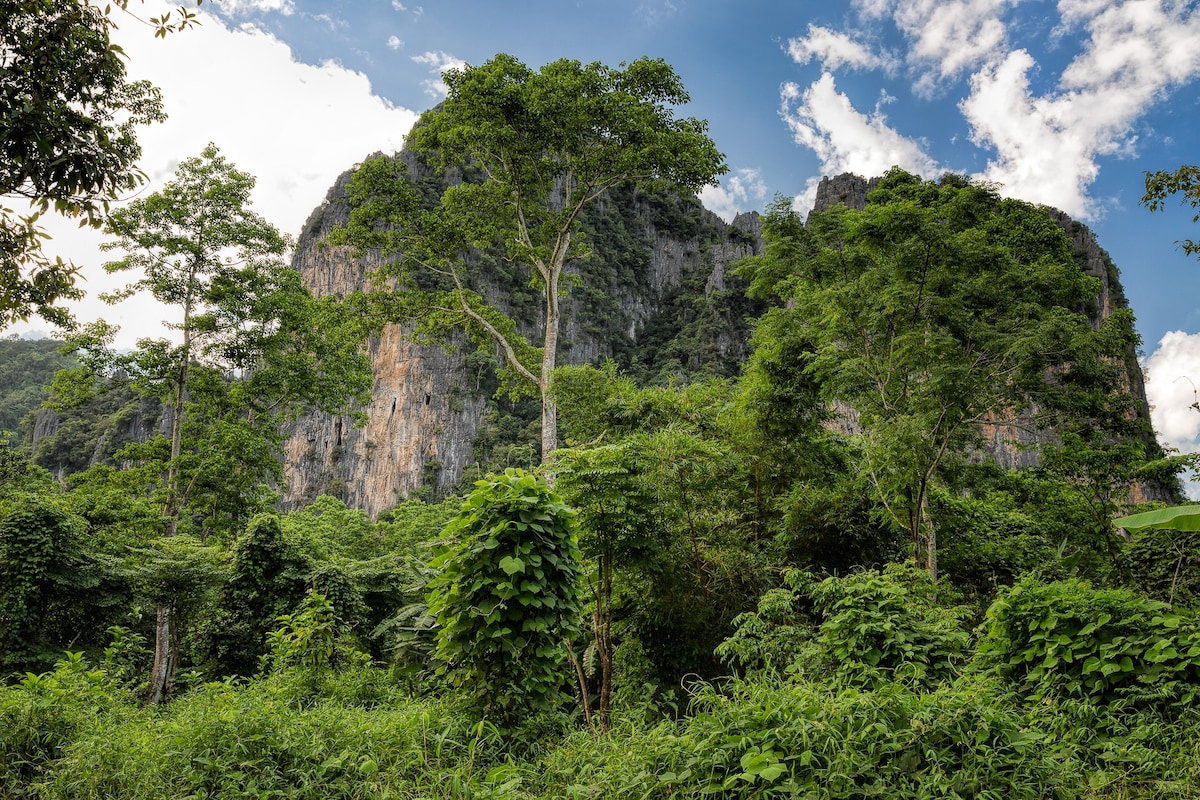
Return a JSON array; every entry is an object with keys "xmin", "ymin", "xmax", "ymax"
[
  {"xmin": 0, "ymin": 653, "xmax": 137, "ymax": 796},
  {"xmin": 5, "ymin": 659, "xmax": 1200, "ymax": 798},
  {"xmin": 33, "ymin": 672, "xmax": 519, "ymax": 800},
  {"xmin": 536, "ymin": 675, "xmax": 1200, "ymax": 798},
  {"xmin": 978, "ymin": 575, "xmax": 1200, "ymax": 708}
]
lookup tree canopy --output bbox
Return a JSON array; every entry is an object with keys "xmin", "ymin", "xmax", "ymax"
[
  {"xmin": 736, "ymin": 169, "xmax": 1123, "ymax": 579},
  {"xmin": 0, "ymin": 0, "xmax": 201, "ymax": 328},
  {"xmin": 330, "ymin": 54, "xmax": 727, "ymax": 460}
]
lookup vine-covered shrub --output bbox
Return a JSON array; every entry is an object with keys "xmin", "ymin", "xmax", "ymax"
[
  {"xmin": 977, "ymin": 575, "xmax": 1200, "ymax": 707},
  {"xmin": 0, "ymin": 499, "xmax": 94, "ymax": 672},
  {"xmin": 426, "ymin": 469, "xmax": 581, "ymax": 723},
  {"xmin": 203, "ymin": 513, "xmax": 309, "ymax": 676},
  {"xmin": 718, "ymin": 563, "xmax": 969, "ymax": 689}
]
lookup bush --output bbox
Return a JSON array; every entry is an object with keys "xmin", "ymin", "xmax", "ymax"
[
  {"xmin": 0, "ymin": 652, "xmax": 136, "ymax": 795},
  {"xmin": 809, "ymin": 563, "xmax": 970, "ymax": 689},
  {"xmin": 977, "ymin": 575, "xmax": 1200, "ymax": 708},
  {"xmin": 36, "ymin": 670, "xmax": 518, "ymax": 799},
  {"xmin": 426, "ymin": 469, "xmax": 582, "ymax": 724},
  {"xmin": 536, "ymin": 675, "xmax": 1077, "ymax": 798},
  {"xmin": 718, "ymin": 563, "xmax": 970, "ymax": 689}
]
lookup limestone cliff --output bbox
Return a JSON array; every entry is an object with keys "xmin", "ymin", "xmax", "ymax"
[
  {"xmin": 279, "ymin": 162, "xmax": 761, "ymax": 517},
  {"xmin": 280, "ymin": 168, "xmax": 1174, "ymax": 516}
]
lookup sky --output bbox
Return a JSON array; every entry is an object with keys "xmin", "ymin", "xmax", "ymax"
[{"xmin": 7, "ymin": 0, "xmax": 1200, "ymax": 483}]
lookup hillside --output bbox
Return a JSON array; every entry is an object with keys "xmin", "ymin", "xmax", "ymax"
[{"xmin": 275, "ymin": 161, "xmax": 1174, "ymax": 514}]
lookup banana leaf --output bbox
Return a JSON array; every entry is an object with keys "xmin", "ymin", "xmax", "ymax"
[{"xmin": 1112, "ymin": 505, "xmax": 1200, "ymax": 532}]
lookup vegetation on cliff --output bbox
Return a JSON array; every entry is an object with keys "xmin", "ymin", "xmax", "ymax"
[{"xmin": 3, "ymin": 30, "xmax": 1200, "ymax": 793}]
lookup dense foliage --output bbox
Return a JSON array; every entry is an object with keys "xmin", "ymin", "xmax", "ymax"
[
  {"xmin": 2, "ymin": 40, "xmax": 1196, "ymax": 796},
  {"xmin": 0, "ymin": 0, "xmax": 201, "ymax": 328},
  {"xmin": 427, "ymin": 469, "xmax": 581, "ymax": 725}
]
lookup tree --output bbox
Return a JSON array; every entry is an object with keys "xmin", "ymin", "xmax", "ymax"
[
  {"xmin": 736, "ymin": 170, "xmax": 1109, "ymax": 580},
  {"xmin": 425, "ymin": 469, "xmax": 581, "ymax": 725},
  {"xmin": 1143, "ymin": 164, "xmax": 1200, "ymax": 257},
  {"xmin": 57, "ymin": 144, "xmax": 371, "ymax": 702},
  {"xmin": 553, "ymin": 364, "xmax": 776, "ymax": 691},
  {"xmin": 330, "ymin": 54, "xmax": 726, "ymax": 460},
  {"xmin": 0, "ymin": 0, "xmax": 202, "ymax": 328},
  {"xmin": 553, "ymin": 440, "xmax": 659, "ymax": 728}
]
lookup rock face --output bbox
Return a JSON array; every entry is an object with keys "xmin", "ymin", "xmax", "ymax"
[
  {"xmin": 278, "ymin": 160, "xmax": 761, "ymax": 517},
  {"xmin": 280, "ymin": 169, "xmax": 1173, "ymax": 516}
]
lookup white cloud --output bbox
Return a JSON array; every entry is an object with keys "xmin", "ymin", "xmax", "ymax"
[
  {"xmin": 959, "ymin": 1, "xmax": 1200, "ymax": 220},
  {"xmin": 787, "ymin": 24, "xmax": 899, "ymax": 73},
  {"xmin": 779, "ymin": 1, "xmax": 1200, "ymax": 222},
  {"xmin": 412, "ymin": 51, "xmax": 467, "ymax": 98},
  {"xmin": 387, "ymin": 35, "xmax": 403, "ymax": 50},
  {"xmin": 1144, "ymin": 331, "xmax": 1200, "ymax": 498},
  {"xmin": 780, "ymin": 73, "xmax": 941, "ymax": 186},
  {"xmin": 4, "ymin": 0, "xmax": 418, "ymax": 347},
  {"xmin": 855, "ymin": 0, "xmax": 1016, "ymax": 95},
  {"xmin": 391, "ymin": 1, "xmax": 406, "ymax": 9},
  {"xmin": 699, "ymin": 168, "xmax": 769, "ymax": 222},
  {"xmin": 958, "ymin": 49, "xmax": 1103, "ymax": 217},
  {"xmin": 212, "ymin": 0, "xmax": 295, "ymax": 15}
]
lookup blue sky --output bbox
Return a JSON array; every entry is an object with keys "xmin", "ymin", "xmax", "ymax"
[{"xmin": 8, "ymin": 0, "xmax": 1200, "ymax": 466}]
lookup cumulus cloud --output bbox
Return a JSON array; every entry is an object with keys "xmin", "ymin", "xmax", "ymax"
[
  {"xmin": 787, "ymin": 24, "xmax": 899, "ymax": 73},
  {"xmin": 212, "ymin": 0, "xmax": 295, "ymax": 15},
  {"xmin": 779, "ymin": 74, "xmax": 941, "ymax": 213},
  {"xmin": 777, "ymin": 1, "xmax": 1200, "ymax": 221},
  {"xmin": 6, "ymin": 0, "xmax": 418, "ymax": 347},
  {"xmin": 780, "ymin": 73, "xmax": 941, "ymax": 187},
  {"xmin": 856, "ymin": 0, "xmax": 1016, "ymax": 95},
  {"xmin": 412, "ymin": 51, "xmax": 468, "ymax": 98},
  {"xmin": 699, "ymin": 168, "xmax": 769, "ymax": 222},
  {"xmin": 1144, "ymin": 331, "xmax": 1200, "ymax": 497},
  {"xmin": 959, "ymin": 1, "xmax": 1200, "ymax": 219},
  {"xmin": 387, "ymin": 35, "xmax": 403, "ymax": 50}
]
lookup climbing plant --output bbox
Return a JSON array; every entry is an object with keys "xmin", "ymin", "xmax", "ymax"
[{"xmin": 426, "ymin": 469, "xmax": 581, "ymax": 724}]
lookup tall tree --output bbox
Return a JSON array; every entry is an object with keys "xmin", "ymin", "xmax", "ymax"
[
  {"xmin": 329, "ymin": 54, "xmax": 726, "ymax": 460},
  {"xmin": 0, "ymin": 0, "xmax": 201, "ymax": 328},
  {"xmin": 737, "ymin": 170, "xmax": 1110, "ymax": 580},
  {"xmin": 59, "ymin": 144, "xmax": 371, "ymax": 703}
]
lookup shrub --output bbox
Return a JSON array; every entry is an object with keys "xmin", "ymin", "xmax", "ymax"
[
  {"xmin": 719, "ymin": 563, "xmax": 970, "ymax": 689},
  {"xmin": 426, "ymin": 469, "xmax": 582, "ymax": 724},
  {"xmin": 0, "ymin": 652, "xmax": 135, "ymax": 794},
  {"xmin": 977, "ymin": 575, "xmax": 1200, "ymax": 708}
]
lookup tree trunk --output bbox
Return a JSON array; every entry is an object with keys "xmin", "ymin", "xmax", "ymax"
[
  {"xmin": 920, "ymin": 492, "xmax": 938, "ymax": 583},
  {"xmin": 146, "ymin": 603, "xmax": 178, "ymax": 705},
  {"xmin": 150, "ymin": 300, "xmax": 191, "ymax": 702},
  {"xmin": 539, "ymin": 263, "xmax": 560, "ymax": 463},
  {"xmin": 595, "ymin": 550, "xmax": 613, "ymax": 730}
]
